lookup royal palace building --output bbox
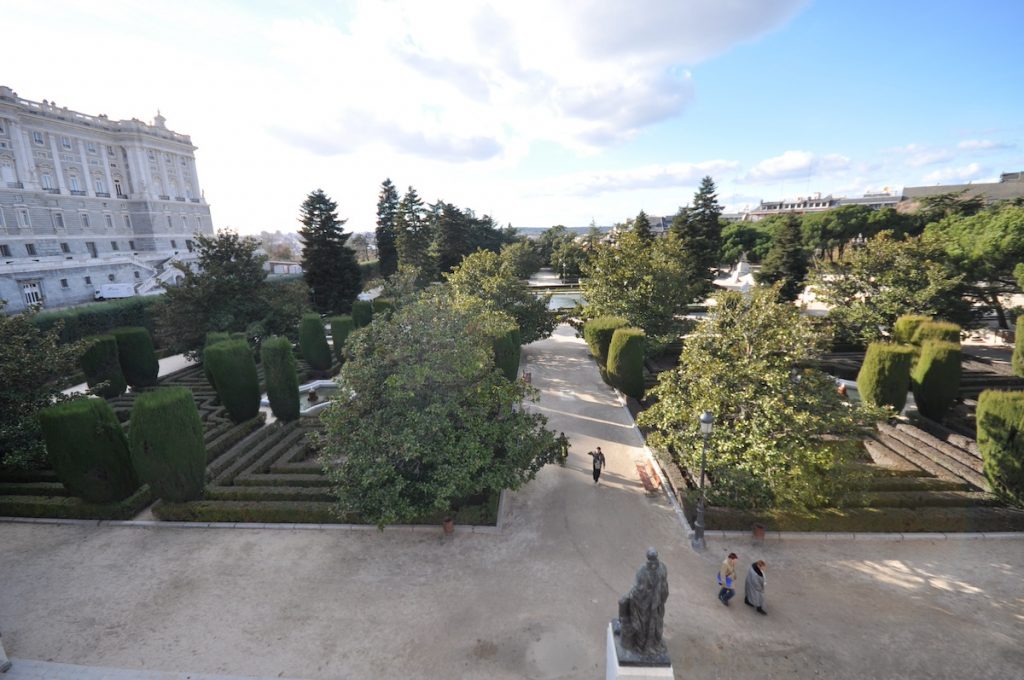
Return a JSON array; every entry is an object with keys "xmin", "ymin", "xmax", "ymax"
[{"xmin": 0, "ymin": 86, "xmax": 214, "ymax": 313}]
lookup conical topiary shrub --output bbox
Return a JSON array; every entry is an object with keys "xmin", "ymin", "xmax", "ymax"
[
  {"xmin": 856, "ymin": 343, "xmax": 915, "ymax": 412},
  {"xmin": 583, "ymin": 316, "xmax": 629, "ymax": 367},
  {"xmin": 329, "ymin": 315, "xmax": 356, "ymax": 365},
  {"xmin": 351, "ymin": 299, "xmax": 374, "ymax": 328},
  {"xmin": 261, "ymin": 336, "xmax": 300, "ymax": 422},
  {"xmin": 39, "ymin": 398, "xmax": 138, "ymax": 503},
  {"xmin": 911, "ymin": 321, "xmax": 961, "ymax": 346},
  {"xmin": 299, "ymin": 313, "xmax": 332, "ymax": 371},
  {"xmin": 976, "ymin": 390, "xmax": 1024, "ymax": 506},
  {"xmin": 491, "ymin": 325, "xmax": 522, "ymax": 382},
  {"xmin": 893, "ymin": 315, "xmax": 931, "ymax": 345},
  {"xmin": 911, "ymin": 340, "xmax": 961, "ymax": 422},
  {"xmin": 204, "ymin": 339, "xmax": 260, "ymax": 423},
  {"xmin": 80, "ymin": 334, "xmax": 127, "ymax": 398},
  {"xmin": 201, "ymin": 331, "xmax": 231, "ymax": 389},
  {"xmin": 1013, "ymin": 317, "xmax": 1024, "ymax": 378},
  {"xmin": 607, "ymin": 327, "xmax": 646, "ymax": 400},
  {"xmin": 110, "ymin": 326, "xmax": 159, "ymax": 387},
  {"xmin": 128, "ymin": 387, "xmax": 206, "ymax": 502}
]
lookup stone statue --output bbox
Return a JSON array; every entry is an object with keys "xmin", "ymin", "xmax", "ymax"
[{"xmin": 613, "ymin": 548, "xmax": 670, "ymax": 665}]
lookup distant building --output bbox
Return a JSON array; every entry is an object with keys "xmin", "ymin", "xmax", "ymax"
[
  {"xmin": 0, "ymin": 86, "xmax": 214, "ymax": 313},
  {"xmin": 743, "ymin": 190, "xmax": 901, "ymax": 222},
  {"xmin": 902, "ymin": 171, "xmax": 1024, "ymax": 206}
]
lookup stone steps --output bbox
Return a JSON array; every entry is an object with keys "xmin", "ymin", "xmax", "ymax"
[{"xmin": 876, "ymin": 422, "xmax": 989, "ymax": 491}]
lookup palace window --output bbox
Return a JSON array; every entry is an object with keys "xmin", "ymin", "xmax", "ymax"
[
  {"xmin": 0, "ymin": 244, "xmax": 11, "ymax": 257},
  {"xmin": 84, "ymin": 276, "xmax": 92, "ymax": 285},
  {"xmin": 33, "ymin": 131, "xmax": 44, "ymax": 145},
  {"xmin": 171, "ymin": 239, "xmax": 177, "ymax": 249},
  {"xmin": 60, "ymin": 242, "xmax": 70, "ymax": 253},
  {"xmin": 18, "ymin": 209, "xmax": 30, "ymax": 228},
  {"xmin": 124, "ymin": 214, "xmax": 132, "ymax": 229},
  {"xmin": 86, "ymin": 142, "xmax": 96, "ymax": 154},
  {"xmin": 69, "ymin": 175, "xmax": 80, "ymax": 192},
  {"xmin": 53, "ymin": 212, "xmax": 64, "ymax": 230},
  {"xmin": 129, "ymin": 240, "xmax": 136, "ymax": 250},
  {"xmin": 110, "ymin": 241, "xmax": 119, "ymax": 251},
  {"xmin": 25, "ymin": 243, "xmax": 37, "ymax": 256},
  {"xmin": 104, "ymin": 214, "xmax": 114, "ymax": 229},
  {"xmin": 107, "ymin": 274, "xmax": 116, "ymax": 282},
  {"xmin": 41, "ymin": 173, "xmax": 54, "ymax": 189},
  {"xmin": 94, "ymin": 177, "xmax": 106, "ymax": 193},
  {"xmin": 81, "ymin": 213, "xmax": 90, "ymax": 229},
  {"xmin": 185, "ymin": 239, "xmax": 194, "ymax": 252},
  {"xmin": 134, "ymin": 271, "xmax": 141, "ymax": 279},
  {"xmin": 21, "ymin": 281, "xmax": 42, "ymax": 305},
  {"xmin": 181, "ymin": 215, "xmax": 188, "ymax": 230},
  {"xmin": 61, "ymin": 136, "xmax": 71, "ymax": 150},
  {"xmin": 60, "ymin": 278, "xmax": 69, "ymax": 289},
  {"xmin": 86, "ymin": 241, "xmax": 97, "ymax": 258},
  {"xmin": 166, "ymin": 215, "xmax": 173, "ymax": 228}
]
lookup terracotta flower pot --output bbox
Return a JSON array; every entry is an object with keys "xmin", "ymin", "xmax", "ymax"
[{"xmin": 442, "ymin": 517, "xmax": 455, "ymax": 534}]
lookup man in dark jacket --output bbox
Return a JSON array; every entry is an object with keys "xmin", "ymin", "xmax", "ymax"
[{"xmin": 587, "ymin": 446, "xmax": 606, "ymax": 483}]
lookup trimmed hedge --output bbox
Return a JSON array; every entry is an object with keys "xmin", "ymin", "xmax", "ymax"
[
  {"xmin": 39, "ymin": 398, "xmax": 138, "ymax": 503},
  {"xmin": 492, "ymin": 326, "xmax": 522, "ymax": 382},
  {"xmin": 976, "ymin": 390, "xmax": 1024, "ymax": 506},
  {"xmin": 583, "ymin": 316, "xmax": 629, "ymax": 366},
  {"xmin": 911, "ymin": 340, "xmax": 961, "ymax": 422},
  {"xmin": 373, "ymin": 297, "xmax": 394, "ymax": 317},
  {"xmin": 912, "ymin": 321, "xmax": 961, "ymax": 346},
  {"xmin": 1014, "ymin": 317, "xmax": 1024, "ymax": 377},
  {"xmin": 607, "ymin": 327, "xmax": 646, "ymax": 400},
  {"xmin": 261, "ymin": 336, "xmax": 300, "ymax": 422},
  {"xmin": 204, "ymin": 340, "xmax": 261, "ymax": 423},
  {"xmin": 202, "ymin": 331, "xmax": 232, "ymax": 389},
  {"xmin": 351, "ymin": 300, "xmax": 374, "ymax": 328},
  {"xmin": 893, "ymin": 315, "xmax": 931, "ymax": 345},
  {"xmin": 128, "ymin": 387, "xmax": 207, "ymax": 502},
  {"xmin": 0, "ymin": 484, "xmax": 152, "ymax": 520},
  {"xmin": 329, "ymin": 315, "xmax": 355, "ymax": 365},
  {"xmin": 33, "ymin": 296, "xmax": 160, "ymax": 345},
  {"xmin": 110, "ymin": 326, "xmax": 159, "ymax": 387},
  {"xmin": 79, "ymin": 335, "xmax": 127, "ymax": 398},
  {"xmin": 857, "ymin": 343, "xmax": 914, "ymax": 412},
  {"xmin": 299, "ymin": 314, "xmax": 332, "ymax": 371}
]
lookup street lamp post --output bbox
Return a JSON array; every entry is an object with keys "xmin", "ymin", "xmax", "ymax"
[{"xmin": 692, "ymin": 410, "xmax": 714, "ymax": 551}]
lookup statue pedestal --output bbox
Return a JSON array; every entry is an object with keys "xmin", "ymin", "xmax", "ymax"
[{"xmin": 606, "ymin": 623, "xmax": 673, "ymax": 680}]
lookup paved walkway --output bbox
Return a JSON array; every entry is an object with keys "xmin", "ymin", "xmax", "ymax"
[
  {"xmin": 62, "ymin": 353, "xmax": 195, "ymax": 396},
  {"xmin": 3, "ymin": 326, "xmax": 1023, "ymax": 679}
]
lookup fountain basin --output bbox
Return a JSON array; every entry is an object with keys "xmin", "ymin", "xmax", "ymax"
[{"xmin": 261, "ymin": 379, "xmax": 339, "ymax": 416}]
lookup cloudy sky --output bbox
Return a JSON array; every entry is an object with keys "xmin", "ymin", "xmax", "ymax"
[{"xmin": 4, "ymin": 0, "xmax": 1022, "ymax": 233}]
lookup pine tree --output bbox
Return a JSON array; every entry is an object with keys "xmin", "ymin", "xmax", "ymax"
[
  {"xmin": 375, "ymin": 178, "xmax": 400, "ymax": 277},
  {"xmin": 634, "ymin": 210, "xmax": 653, "ymax": 241},
  {"xmin": 756, "ymin": 214, "xmax": 808, "ymax": 302},
  {"xmin": 395, "ymin": 186, "xmax": 436, "ymax": 284},
  {"xmin": 298, "ymin": 189, "xmax": 361, "ymax": 314},
  {"xmin": 432, "ymin": 201, "xmax": 472, "ymax": 274},
  {"xmin": 669, "ymin": 176, "xmax": 723, "ymax": 297}
]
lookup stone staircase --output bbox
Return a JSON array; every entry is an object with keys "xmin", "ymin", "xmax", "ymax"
[{"xmin": 867, "ymin": 421, "xmax": 989, "ymax": 492}]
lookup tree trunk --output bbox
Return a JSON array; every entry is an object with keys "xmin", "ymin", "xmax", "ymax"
[{"xmin": 991, "ymin": 292, "xmax": 1008, "ymax": 330}]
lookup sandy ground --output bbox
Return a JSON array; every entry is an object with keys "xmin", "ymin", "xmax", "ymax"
[{"xmin": 2, "ymin": 325, "xmax": 1022, "ymax": 680}]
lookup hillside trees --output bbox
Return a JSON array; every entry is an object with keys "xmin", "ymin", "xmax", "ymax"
[
  {"xmin": 670, "ymin": 176, "xmax": 723, "ymax": 297},
  {"xmin": 299, "ymin": 189, "xmax": 362, "ymax": 314},
  {"xmin": 375, "ymin": 178, "xmax": 400, "ymax": 277}
]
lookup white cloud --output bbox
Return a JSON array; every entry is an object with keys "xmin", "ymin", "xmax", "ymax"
[
  {"xmin": 887, "ymin": 144, "xmax": 954, "ymax": 167},
  {"xmin": 538, "ymin": 160, "xmax": 741, "ymax": 196},
  {"xmin": 741, "ymin": 150, "xmax": 851, "ymax": 183},
  {"xmin": 957, "ymin": 139, "xmax": 1016, "ymax": 151},
  {"xmin": 921, "ymin": 163, "xmax": 986, "ymax": 184}
]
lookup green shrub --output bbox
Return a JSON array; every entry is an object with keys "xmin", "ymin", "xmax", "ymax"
[
  {"xmin": 204, "ymin": 340, "xmax": 260, "ymax": 422},
  {"xmin": 128, "ymin": 387, "xmax": 207, "ymax": 502},
  {"xmin": 1013, "ymin": 317, "xmax": 1024, "ymax": 377},
  {"xmin": 329, "ymin": 315, "xmax": 355, "ymax": 364},
  {"xmin": 976, "ymin": 390, "xmax": 1024, "ymax": 505},
  {"xmin": 79, "ymin": 335, "xmax": 126, "ymax": 398},
  {"xmin": 911, "ymin": 340, "xmax": 961, "ymax": 422},
  {"xmin": 373, "ymin": 297, "xmax": 394, "ymax": 317},
  {"xmin": 351, "ymin": 300, "xmax": 373, "ymax": 328},
  {"xmin": 856, "ymin": 343, "xmax": 914, "ymax": 412},
  {"xmin": 607, "ymin": 327, "xmax": 646, "ymax": 400},
  {"xmin": 583, "ymin": 316, "xmax": 629, "ymax": 366},
  {"xmin": 201, "ymin": 331, "xmax": 231, "ymax": 389},
  {"xmin": 261, "ymin": 336, "xmax": 300, "ymax": 422},
  {"xmin": 33, "ymin": 296, "xmax": 160, "ymax": 345},
  {"xmin": 893, "ymin": 315, "xmax": 931, "ymax": 344},
  {"xmin": 299, "ymin": 314, "xmax": 332, "ymax": 371},
  {"xmin": 39, "ymin": 398, "xmax": 138, "ymax": 503},
  {"xmin": 109, "ymin": 326, "xmax": 159, "ymax": 387},
  {"xmin": 911, "ymin": 321, "xmax": 961, "ymax": 346},
  {"xmin": 492, "ymin": 326, "xmax": 522, "ymax": 382}
]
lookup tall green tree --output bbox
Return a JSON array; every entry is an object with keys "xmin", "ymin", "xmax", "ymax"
[
  {"xmin": 640, "ymin": 286, "xmax": 874, "ymax": 510},
  {"xmin": 395, "ymin": 186, "xmax": 436, "ymax": 285},
  {"xmin": 375, "ymin": 178, "xmax": 400, "ymax": 277},
  {"xmin": 318, "ymin": 293, "xmax": 555, "ymax": 527},
  {"xmin": 756, "ymin": 215, "xmax": 809, "ymax": 301},
  {"xmin": 299, "ymin": 189, "xmax": 362, "ymax": 314},
  {"xmin": 431, "ymin": 200, "xmax": 474, "ymax": 274},
  {"xmin": 720, "ymin": 220, "xmax": 773, "ymax": 264},
  {"xmin": 800, "ymin": 205, "xmax": 872, "ymax": 261},
  {"xmin": 537, "ymin": 225, "xmax": 570, "ymax": 264},
  {"xmin": 499, "ymin": 240, "xmax": 544, "ymax": 280},
  {"xmin": 809, "ymin": 231, "xmax": 972, "ymax": 345},
  {"xmin": 156, "ymin": 230, "xmax": 309, "ymax": 354},
  {"xmin": 633, "ymin": 210, "xmax": 653, "ymax": 241},
  {"xmin": 670, "ymin": 176, "xmax": 723, "ymax": 297},
  {"xmin": 0, "ymin": 303, "xmax": 84, "ymax": 469}
]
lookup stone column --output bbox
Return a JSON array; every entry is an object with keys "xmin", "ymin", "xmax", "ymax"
[
  {"xmin": 6, "ymin": 121, "xmax": 37, "ymax": 188},
  {"xmin": 48, "ymin": 135, "xmax": 69, "ymax": 193},
  {"xmin": 157, "ymin": 150, "xmax": 171, "ymax": 198},
  {"xmin": 188, "ymin": 157, "xmax": 202, "ymax": 201},
  {"xmin": 102, "ymin": 145, "xmax": 116, "ymax": 197},
  {"xmin": 77, "ymin": 140, "xmax": 95, "ymax": 196}
]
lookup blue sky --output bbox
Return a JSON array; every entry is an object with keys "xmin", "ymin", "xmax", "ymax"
[{"xmin": 3, "ymin": 1, "xmax": 1022, "ymax": 232}]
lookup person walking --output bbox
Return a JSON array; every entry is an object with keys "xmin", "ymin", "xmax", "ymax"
[
  {"xmin": 744, "ymin": 559, "xmax": 767, "ymax": 615},
  {"xmin": 717, "ymin": 552, "xmax": 738, "ymax": 606},
  {"xmin": 557, "ymin": 432, "xmax": 570, "ymax": 466},
  {"xmin": 587, "ymin": 446, "xmax": 606, "ymax": 483}
]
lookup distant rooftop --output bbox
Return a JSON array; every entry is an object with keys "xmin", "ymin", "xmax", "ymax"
[{"xmin": 903, "ymin": 171, "xmax": 1024, "ymax": 203}]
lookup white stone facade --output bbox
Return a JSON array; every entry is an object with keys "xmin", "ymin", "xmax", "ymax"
[{"xmin": 0, "ymin": 86, "xmax": 214, "ymax": 313}]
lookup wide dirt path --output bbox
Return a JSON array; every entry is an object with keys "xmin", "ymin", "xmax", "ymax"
[{"xmin": 2, "ymin": 325, "xmax": 1023, "ymax": 679}]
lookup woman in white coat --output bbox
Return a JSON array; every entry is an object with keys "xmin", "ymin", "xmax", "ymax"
[{"xmin": 744, "ymin": 559, "xmax": 767, "ymax": 615}]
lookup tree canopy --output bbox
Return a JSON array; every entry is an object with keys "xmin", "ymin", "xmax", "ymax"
[
  {"xmin": 670, "ymin": 176, "xmax": 723, "ymax": 297},
  {"xmin": 299, "ymin": 189, "xmax": 362, "ymax": 314},
  {"xmin": 375, "ymin": 178, "xmax": 400, "ymax": 277},
  {"xmin": 756, "ymin": 214, "xmax": 809, "ymax": 302},
  {"xmin": 318, "ymin": 293, "xmax": 555, "ymax": 527},
  {"xmin": 639, "ymin": 286, "xmax": 874, "ymax": 510}
]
